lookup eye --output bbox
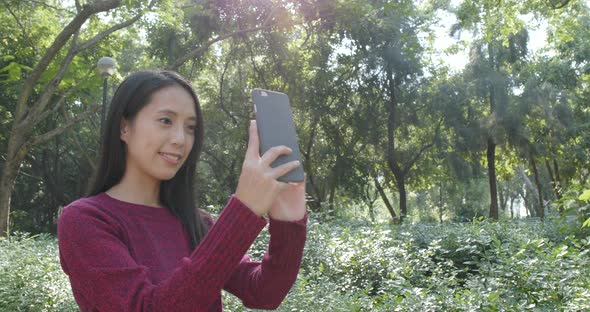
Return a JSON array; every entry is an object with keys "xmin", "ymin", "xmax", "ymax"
[
  {"xmin": 158, "ymin": 117, "xmax": 172, "ymax": 125},
  {"xmin": 185, "ymin": 124, "xmax": 196, "ymax": 134}
]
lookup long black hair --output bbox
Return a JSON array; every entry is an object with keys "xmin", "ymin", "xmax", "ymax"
[{"xmin": 88, "ymin": 70, "xmax": 207, "ymax": 249}]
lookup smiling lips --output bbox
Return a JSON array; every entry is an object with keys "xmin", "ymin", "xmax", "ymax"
[{"xmin": 159, "ymin": 152, "xmax": 182, "ymax": 165}]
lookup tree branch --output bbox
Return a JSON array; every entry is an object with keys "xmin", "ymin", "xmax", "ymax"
[
  {"xmin": 202, "ymin": 150, "xmax": 234, "ymax": 172},
  {"xmin": 14, "ymin": 0, "xmax": 121, "ymax": 124},
  {"xmin": 219, "ymin": 46, "xmax": 239, "ymax": 126},
  {"xmin": 168, "ymin": 3, "xmax": 300, "ymax": 70},
  {"xmin": 244, "ymin": 36, "xmax": 269, "ymax": 88},
  {"xmin": 34, "ymin": 67, "xmax": 94, "ymax": 126},
  {"xmin": 403, "ymin": 118, "xmax": 442, "ymax": 175},
  {"xmin": 168, "ymin": 25, "xmax": 272, "ymax": 70},
  {"xmin": 19, "ymin": 0, "xmax": 152, "ymax": 132},
  {"xmin": 549, "ymin": 0, "xmax": 571, "ymax": 9},
  {"xmin": 373, "ymin": 174, "xmax": 398, "ymax": 221},
  {"xmin": 26, "ymin": 31, "xmax": 80, "ymax": 129},
  {"xmin": 16, "ymin": 168, "xmax": 44, "ymax": 182},
  {"xmin": 25, "ymin": 0, "xmax": 76, "ymax": 15},
  {"xmin": 2, "ymin": 0, "xmax": 38, "ymax": 54},
  {"xmin": 19, "ymin": 0, "xmax": 147, "ymax": 138},
  {"xmin": 28, "ymin": 105, "xmax": 101, "ymax": 148},
  {"xmin": 60, "ymin": 104, "xmax": 97, "ymax": 172},
  {"xmin": 74, "ymin": 0, "xmax": 156, "ymax": 53}
]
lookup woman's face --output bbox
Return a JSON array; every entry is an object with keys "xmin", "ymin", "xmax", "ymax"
[{"xmin": 121, "ymin": 85, "xmax": 197, "ymax": 183}]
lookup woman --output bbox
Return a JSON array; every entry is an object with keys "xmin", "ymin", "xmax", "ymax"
[{"xmin": 57, "ymin": 70, "xmax": 307, "ymax": 311}]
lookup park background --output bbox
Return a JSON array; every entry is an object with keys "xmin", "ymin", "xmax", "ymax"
[{"xmin": 1, "ymin": 0, "xmax": 589, "ymax": 310}]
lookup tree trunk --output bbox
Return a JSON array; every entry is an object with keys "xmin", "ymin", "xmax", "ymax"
[
  {"xmin": 0, "ymin": 133, "xmax": 29, "ymax": 237},
  {"xmin": 530, "ymin": 156, "xmax": 544, "ymax": 221},
  {"xmin": 363, "ymin": 181, "xmax": 378, "ymax": 222},
  {"xmin": 300, "ymin": 115, "xmax": 323, "ymax": 212},
  {"xmin": 545, "ymin": 159, "xmax": 562, "ymax": 202},
  {"xmin": 374, "ymin": 176, "xmax": 398, "ymax": 223},
  {"xmin": 553, "ymin": 159, "xmax": 562, "ymax": 201},
  {"xmin": 368, "ymin": 188, "xmax": 377, "ymax": 223},
  {"xmin": 396, "ymin": 177, "xmax": 407, "ymax": 220},
  {"xmin": 545, "ymin": 159, "xmax": 558, "ymax": 200},
  {"xmin": 385, "ymin": 66, "xmax": 409, "ymax": 222},
  {"xmin": 0, "ymin": 171, "xmax": 16, "ymax": 237},
  {"xmin": 518, "ymin": 165, "xmax": 539, "ymax": 216},
  {"xmin": 498, "ymin": 184, "xmax": 506, "ymax": 212},
  {"xmin": 306, "ymin": 174, "xmax": 323, "ymax": 212},
  {"xmin": 522, "ymin": 192, "xmax": 537, "ymax": 217},
  {"xmin": 487, "ymin": 138, "xmax": 499, "ymax": 220},
  {"xmin": 328, "ymin": 182, "xmax": 336, "ymax": 216},
  {"xmin": 438, "ymin": 182, "xmax": 444, "ymax": 223},
  {"xmin": 487, "ymin": 41, "xmax": 499, "ymax": 221}
]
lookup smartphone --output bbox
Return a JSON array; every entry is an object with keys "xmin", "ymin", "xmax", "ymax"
[{"xmin": 252, "ymin": 88, "xmax": 304, "ymax": 182}]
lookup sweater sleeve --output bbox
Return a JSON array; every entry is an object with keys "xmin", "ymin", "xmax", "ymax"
[
  {"xmin": 223, "ymin": 214, "xmax": 307, "ymax": 310},
  {"xmin": 57, "ymin": 195, "xmax": 267, "ymax": 312}
]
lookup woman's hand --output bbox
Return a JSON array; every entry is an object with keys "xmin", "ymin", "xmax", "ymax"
[
  {"xmin": 268, "ymin": 179, "xmax": 306, "ymax": 222},
  {"xmin": 235, "ymin": 120, "xmax": 301, "ymax": 217}
]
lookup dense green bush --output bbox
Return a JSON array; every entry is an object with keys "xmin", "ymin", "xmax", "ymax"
[
  {"xmin": 553, "ymin": 183, "xmax": 590, "ymax": 228},
  {"xmin": 1, "ymin": 218, "xmax": 589, "ymax": 311},
  {"xmin": 0, "ymin": 233, "xmax": 76, "ymax": 311},
  {"xmin": 228, "ymin": 217, "xmax": 590, "ymax": 311}
]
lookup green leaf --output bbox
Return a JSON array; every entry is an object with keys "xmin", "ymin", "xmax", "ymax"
[
  {"xmin": 0, "ymin": 62, "xmax": 23, "ymax": 81},
  {"xmin": 579, "ymin": 189, "xmax": 590, "ymax": 202},
  {"xmin": 583, "ymin": 217, "xmax": 590, "ymax": 228},
  {"xmin": 556, "ymin": 245, "xmax": 568, "ymax": 258},
  {"xmin": 1, "ymin": 55, "xmax": 15, "ymax": 62}
]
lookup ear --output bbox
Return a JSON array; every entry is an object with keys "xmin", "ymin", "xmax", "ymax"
[{"xmin": 120, "ymin": 119, "xmax": 130, "ymax": 143}]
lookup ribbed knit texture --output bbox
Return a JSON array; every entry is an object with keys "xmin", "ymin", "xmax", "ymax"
[{"xmin": 57, "ymin": 193, "xmax": 307, "ymax": 311}]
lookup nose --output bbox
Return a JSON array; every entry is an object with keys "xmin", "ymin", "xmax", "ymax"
[{"xmin": 170, "ymin": 125, "xmax": 185, "ymax": 146}]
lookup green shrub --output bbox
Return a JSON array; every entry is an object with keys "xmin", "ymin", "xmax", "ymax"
[
  {"xmin": 227, "ymin": 217, "xmax": 590, "ymax": 311},
  {"xmin": 0, "ymin": 233, "xmax": 77, "ymax": 311},
  {"xmin": 554, "ymin": 183, "xmax": 590, "ymax": 229},
  {"xmin": 1, "ymin": 218, "xmax": 589, "ymax": 311}
]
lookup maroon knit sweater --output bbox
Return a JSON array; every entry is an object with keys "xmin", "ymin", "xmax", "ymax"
[{"xmin": 57, "ymin": 193, "xmax": 307, "ymax": 311}]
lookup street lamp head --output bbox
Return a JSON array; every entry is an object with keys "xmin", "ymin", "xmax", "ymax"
[{"xmin": 97, "ymin": 57, "xmax": 116, "ymax": 77}]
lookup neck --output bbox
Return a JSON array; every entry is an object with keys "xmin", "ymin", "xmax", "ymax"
[{"xmin": 106, "ymin": 170, "xmax": 162, "ymax": 208}]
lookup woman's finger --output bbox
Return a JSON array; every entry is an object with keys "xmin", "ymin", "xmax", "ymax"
[
  {"xmin": 245, "ymin": 120, "xmax": 260, "ymax": 159},
  {"xmin": 260, "ymin": 145, "xmax": 292, "ymax": 167},
  {"xmin": 270, "ymin": 160, "xmax": 301, "ymax": 179}
]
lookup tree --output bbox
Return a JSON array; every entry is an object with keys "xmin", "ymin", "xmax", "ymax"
[
  {"xmin": 0, "ymin": 0, "xmax": 155, "ymax": 237},
  {"xmin": 339, "ymin": 0, "xmax": 439, "ymax": 221},
  {"xmin": 542, "ymin": 1, "xmax": 590, "ymax": 190},
  {"xmin": 452, "ymin": 0, "xmax": 543, "ymax": 220}
]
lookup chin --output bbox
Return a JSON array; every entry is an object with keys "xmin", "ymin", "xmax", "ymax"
[{"xmin": 155, "ymin": 171, "xmax": 180, "ymax": 181}]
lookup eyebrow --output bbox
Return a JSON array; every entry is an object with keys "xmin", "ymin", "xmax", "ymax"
[{"xmin": 156, "ymin": 109, "xmax": 197, "ymax": 121}]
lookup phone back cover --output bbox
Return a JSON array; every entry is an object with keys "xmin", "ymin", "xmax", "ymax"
[{"xmin": 252, "ymin": 89, "xmax": 305, "ymax": 182}]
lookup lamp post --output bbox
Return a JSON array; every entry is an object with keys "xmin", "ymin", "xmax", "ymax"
[{"xmin": 97, "ymin": 57, "xmax": 116, "ymax": 143}]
